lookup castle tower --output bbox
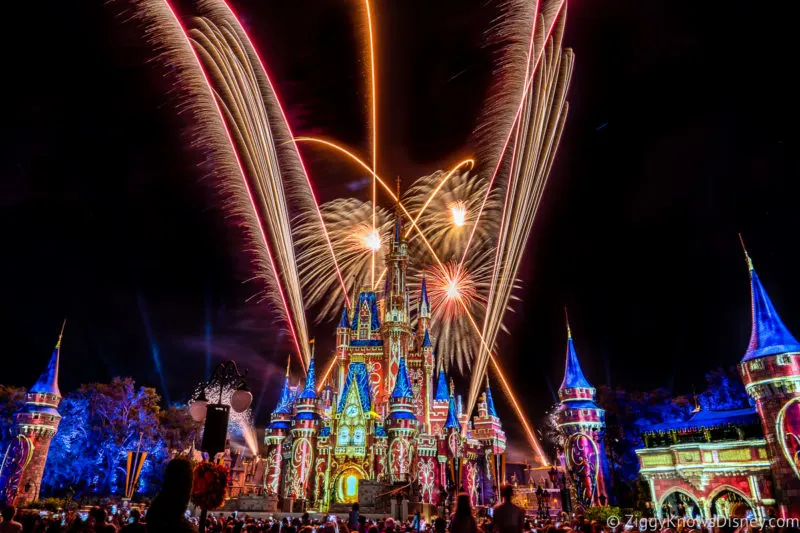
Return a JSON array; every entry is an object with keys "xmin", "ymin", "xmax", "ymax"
[
  {"xmin": 264, "ymin": 357, "xmax": 292, "ymax": 495},
  {"xmin": 737, "ymin": 246, "xmax": 800, "ymax": 516},
  {"xmin": 287, "ymin": 356, "xmax": 320, "ymax": 501},
  {"xmin": 430, "ymin": 364, "xmax": 450, "ymax": 434},
  {"xmin": 471, "ymin": 377, "xmax": 506, "ymax": 504},
  {"xmin": 383, "ymin": 183, "xmax": 412, "ymax": 395},
  {"xmin": 555, "ymin": 316, "xmax": 611, "ymax": 508},
  {"xmin": 0, "ymin": 324, "xmax": 64, "ymax": 506},
  {"xmin": 335, "ymin": 305, "xmax": 351, "ymax": 395},
  {"xmin": 386, "ymin": 357, "xmax": 418, "ymax": 482}
]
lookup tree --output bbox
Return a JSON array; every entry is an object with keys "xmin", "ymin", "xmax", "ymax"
[
  {"xmin": 42, "ymin": 377, "xmax": 189, "ymax": 497},
  {"xmin": 0, "ymin": 385, "xmax": 26, "ymax": 452}
]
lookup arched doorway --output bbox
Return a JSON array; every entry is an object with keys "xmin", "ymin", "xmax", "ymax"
[
  {"xmin": 659, "ymin": 490, "xmax": 702, "ymax": 518},
  {"xmin": 710, "ymin": 488, "xmax": 753, "ymax": 519},
  {"xmin": 334, "ymin": 466, "xmax": 366, "ymax": 505}
]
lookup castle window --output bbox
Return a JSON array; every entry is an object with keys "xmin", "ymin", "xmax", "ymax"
[
  {"xmin": 749, "ymin": 359, "xmax": 764, "ymax": 371},
  {"xmin": 777, "ymin": 353, "xmax": 792, "ymax": 366}
]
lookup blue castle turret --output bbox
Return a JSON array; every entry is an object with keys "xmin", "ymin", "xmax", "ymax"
[
  {"xmin": 741, "ymin": 249, "xmax": 800, "ymax": 362},
  {"xmin": 555, "ymin": 312, "xmax": 610, "ymax": 507},
  {"xmin": 737, "ymin": 240, "xmax": 800, "ymax": 516}
]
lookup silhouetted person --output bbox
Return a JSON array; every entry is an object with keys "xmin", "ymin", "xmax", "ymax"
[
  {"xmin": 492, "ymin": 484, "xmax": 524, "ymax": 533},
  {"xmin": 449, "ymin": 493, "xmax": 477, "ymax": 533},
  {"xmin": 0, "ymin": 506, "xmax": 23, "ymax": 533},
  {"xmin": 120, "ymin": 510, "xmax": 146, "ymax": 533},
  {"xmin": 147, "ymin": 458, "xmax": 196, "ymax": 533},
  {"xmin": 89, "ymin": 508, "xmax": 116, "ymax": 533}
]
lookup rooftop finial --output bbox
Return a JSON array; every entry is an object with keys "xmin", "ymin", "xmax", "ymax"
[
  {"xmin": 56, "ymin": 319, "xmax": 66, "ymax": 349},
  {"xmin": 564, "ymin": 307, "xmax": 572, "ymax": 339},
  {"xmin": 738, "ymin": 233, "xmax": 754, "ymax": 271},
  {"xmin": 286, "ymin": 354, "xmax": 291, "ymax": 377}
]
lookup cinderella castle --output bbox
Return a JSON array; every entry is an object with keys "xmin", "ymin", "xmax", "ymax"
[{"xmin": 263, "ymin": 208, "xmax": 508, "ymax": 512}]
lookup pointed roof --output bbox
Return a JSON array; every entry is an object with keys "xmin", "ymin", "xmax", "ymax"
[
  {"xmin": 422, "ymin": 328, "xmax": 433, "ymax": 348},
  {"xmin": 419, "ymin": 275, "xmax": 431, "ymax": 318},
  {"xmin": 434, "ymin": 366, "xmax": 449, "ymax": 401},
  {"xmin": 485, "ymin": 376, "xmax": 498, "ymax": 418},
  {"xmin": 273, "ymin": 376, "xmax": 292, "ymax": 414},
  {"xmin": 559, "ymin": 314, "xmax": 593, "ymax": 390},
  {"xmin": 298, "ymin": 357, "xmax": 317, "ymax": 399},
  {"xmin": 444, "ymin": 395, "xmax": 460, "ymax": 429},
  {"xmin": 741, "ymin": 243, "xmax": 800, "ymax": 361},
  {"xmin": 338, "ymin": 361, "xmax": 371, "ymax": 413},
  {"xmin": 338, "ymin": 305, "xmax": 349, "ymax": 328},
  {"xmin": 30, "ymin": 322, "xmax": 64, "ymax": 397},
  {"xmin": 272, "ymin": 357, "xmax": 293, "ymax": 414},
  {"xmin": 351, "ymin": 291, "xmax": 381, "ymax": 331},
  {"xmin": 391, "ymin": 357, "xmax": 413, "ymax": 399}
]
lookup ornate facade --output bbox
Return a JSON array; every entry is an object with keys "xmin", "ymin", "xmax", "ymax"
[
  {"xmin": 636, "ymin": 248, "xmax": 800, "ymax": 519},
  {"xmin": 555, "ymin": 318, "xmax": 611, "ymax": 508},
  {"xmin": 263, "ymin": 210, "xmax": 507, "ymax": 511},
  {"xmin": 0, "ymin": 328, "xmax": 63, "ymax": 507}
]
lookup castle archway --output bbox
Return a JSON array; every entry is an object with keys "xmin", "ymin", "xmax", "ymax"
[
  {"xmin": 658, "ymin": 489, "xmax": 702, "ymax": 518},
  {"xmin": 333, "ymin": 465, "xmax": 367, "ymax": 505},
  {"xmin": 709, "ymin": 487, "xmax": 753, "ymax": 519}
]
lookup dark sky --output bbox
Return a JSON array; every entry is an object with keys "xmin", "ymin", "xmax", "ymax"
[{"xmin": 1, "ymin": 0, "xmax": 797, "ymax": 456}]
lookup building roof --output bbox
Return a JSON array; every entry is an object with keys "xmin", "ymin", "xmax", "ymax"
[
  {"xmin": 742, "ymin": 254, "xmax": 800, "ymax": 361},
  {"xmin": 391, "ymin": 357, "xmax": 413, "ymax": 399},
  {"xmin": 485, "ymin": 379, "xmax": 498, "ymax": 418},
  {"xmin": 646, "ymin": 406, "xmax": 759, "ymax": 433},
  {"xmin": 338, "ymin": 306, "xmax": 349, "ymax": 328},
  {"xmin": 419, "ymin": 276, "xmax": 431, "ymax": 318},
  {"xmin": 30, "ymin": 327, "xmax": 63, "ymax": 397},
  {"xmin": 559, "ymin": 318, "xmax": 593, "ymax": 391},
  {"xmin": 338, "ymin": 361, "xmax": 372, "ymax": 413},
  {"xmin": 434, "ymin": 367, "xmax": 449, "ymax": 401},
  {"xmin": 444, "ymin": 396, "xmax": 460, "ymax": 429},
  {"xmin": 422, "ymin": 328, "xmax": 433, "ymax": 348},
  {"xmin": 351, "ymin": 291, "xmax": 381, "ymax": 331},
  {"xmin": 272, "ymin": 376, "xmax": 293, "ymax": 414},
  {"xmin": 298, "ymin": 357, "xmax": 317, "ymax": 399}
]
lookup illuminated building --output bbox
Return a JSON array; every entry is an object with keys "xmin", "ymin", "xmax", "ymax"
[
  {"xmin": 0, "ymin": 327, "xmax": 64, "ymax": 506},
  {"xmin": 555, "ymin": 318, "xmax": 612, "ymax": 508},
  {"xmin": 264, "ymin": 208, "xmax": 507, "ymax": 511},
  {"xmin": 637, "ymin": 249, "xmax": 800, "ymax": 519}
]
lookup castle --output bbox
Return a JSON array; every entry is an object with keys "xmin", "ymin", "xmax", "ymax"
[
  {"xmin": 263, "ymin": 209, "xmax": 507, "ymax": 511},
  {"xmin": 0, "ymin": 327, "xmax": 63, "ymax": 507},
  {"xmin": 556, "ymin": 247, "xmax": 800, "ymax": 519}
]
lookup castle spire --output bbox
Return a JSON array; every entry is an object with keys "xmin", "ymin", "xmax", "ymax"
[
  {"xmin": 419, "ymin": 274, "xmax": 431, "ymax": 318},
  {"xmin": 739, "ymin": 237, "xmax": 800, "ymax": 361},
  {"xmin": 393, "ymin": 177, "xmax": 404, "ymax": 244},
  {"xmin": 422, "ymin": 328, "xmax": 433, "ymax": 348},
  {"xmin": 273, "ymin": 357, "xmax": 293, "ymax": 414},
  {"xmin": 338, "ymin": 305, "xmax": 350, "ymax": 329},
  {"xmin": 485, "ymin": 374, "xmax": 498, "ymax": 418},
  {"xmin": 391, "ymin": 357, "xmax": 413, "ymax": 399},
  {"xmin": 444, "ymin": 394, "xmax": 460, "ymax": 429},
  {"xmin": 298, "ymin": 355, "xmax": 317, "ymax": 399},
  {"xmin": 559, "ymin": 310, "xmax": 592, "ymax": 391},
  {"xmin": 30, "ymin": 321, "xmax": 64, "ymax": 397},
  {"xmin": 434, "ymin": 362, "xmax": 449, "ymax": 401}
]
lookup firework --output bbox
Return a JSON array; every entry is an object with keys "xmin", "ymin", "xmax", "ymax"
[
  {"xmin": 295, "ymin": 198, "xmax": 393, "ymax": 322},
  {"xmin": 468, "ymin": 3, "xmax": 573, "ymax": 415},
  {"xmin": 403, "ymin": 170, "xmax": 500, "ymax": 262}
]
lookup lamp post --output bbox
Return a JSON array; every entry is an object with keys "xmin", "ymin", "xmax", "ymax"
[{"xmin": 189, "ymin": 361, "xmax": 253, "ymax": 458}]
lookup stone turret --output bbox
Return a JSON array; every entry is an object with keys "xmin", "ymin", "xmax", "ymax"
[
  {"xmin": 0, "ymin": 323, "xmax": 64, "ymax": 506},
  {"xmin": 737, "ymin": 244, "xmax": 800, "ymax": 516}
]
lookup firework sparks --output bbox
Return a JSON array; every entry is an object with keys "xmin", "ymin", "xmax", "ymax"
[
  {"xmin": 450, "ymin": 202, "xmax": 467, "ymax": 227},
  {"xmin": 468, "ymin": 2, "xmax": 573, "ymax": 416},
  {"xmin": 295, "ymin": 198, "xmax": 393, "ymax": 322},
  {"xmin": 404, "ymin": 170, "xmax": 499, "ymax": 261}
]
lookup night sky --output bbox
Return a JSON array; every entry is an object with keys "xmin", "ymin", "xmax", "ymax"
[{"xmin": 1, "ymin": 1, "xmax": 797, "ymax": 457}]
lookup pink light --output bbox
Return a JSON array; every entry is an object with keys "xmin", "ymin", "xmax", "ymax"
[
  {"xmin": 161, "ymin": 0, "xmax": 307, "ymax": 372},
  {"xmin": 218, "ymin": 0, "xmax": 351, "ymax": 310},
  {"xmin": 459, "ymin": 0, "xmax": 565, "ymax": 268}
]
